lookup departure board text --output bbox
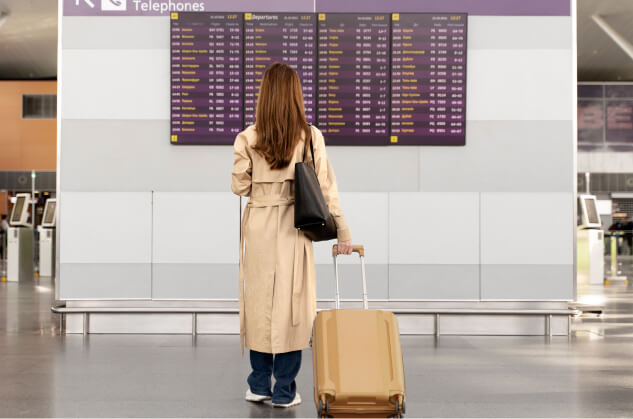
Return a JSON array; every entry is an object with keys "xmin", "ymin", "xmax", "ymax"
[
  {"xmin": 244, "ymin": 13, "xmax": 316, "ymax": 126},
  {"xmin": 170, "ymin": 12, "xmax": 243, "ymax": 145},
  {"xmin": 391, "ymin": 13, "xmax": 467, "ymax": 145},
  {"xmin": 317, "ymin": 13, "xmax": 391, "ymax": 145}
]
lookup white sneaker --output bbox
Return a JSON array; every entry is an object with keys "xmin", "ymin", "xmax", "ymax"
[
  {"xmin": 245, "ymin": 388, "xmax": 272, "ymax": 403},
  {"xmin": 272, "ymin": 392, "xmax": 302, "ymax": 408}
]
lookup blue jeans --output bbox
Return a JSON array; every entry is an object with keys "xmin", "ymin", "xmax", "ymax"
[{"xmin": 247, "ymin": 349, "xmax": 302, "ymax": 404}]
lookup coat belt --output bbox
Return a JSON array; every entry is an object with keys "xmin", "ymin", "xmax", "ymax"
[{"xmin": 239, "ymin": 197, "xmax": 305, "ymax": 355}]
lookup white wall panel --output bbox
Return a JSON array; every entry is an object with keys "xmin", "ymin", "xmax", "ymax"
[
  {"xmin": 389, "ymin": 193, "xmax": 479, "ymax": 265},
  {"xmin": 313, "ymin": 193, "xmax": 389, "ymax": 265},
  {"xmin": 481, "ymin": 192, "xmax": 574, "ymax": 265},
  {"xmin": 63, "ymin": 17, "xmax": 170, "ymax": 49},
  {"xmin": 153, "ymin": 192, "xmax": 239, "ymax": 263},
  {"xmin": 419, "ymin": 120, "xmax": 573, "ymax": 192},
  {"xmin": 467, "ymin": 49, "xmax": 572, "ymax": 121},
  {"xmin": 61, "ymin": 49, "xmax": 169, "ymax": 120},
  {"xmin": 60, "ymin": 192, "xmax": 152, "ymax": 263},
  {"xmin": 468, "ymin": 16, "xmax": 571, "ymax": 50}
]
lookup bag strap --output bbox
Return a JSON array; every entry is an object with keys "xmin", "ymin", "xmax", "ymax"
[{"xmin": 302, "ymin": 124, "xmax": 315, "ymax": 170}]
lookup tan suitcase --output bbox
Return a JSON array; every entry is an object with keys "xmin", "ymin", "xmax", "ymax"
[{"xmin": 312, "ymin": 244, "xmax": 406, "ymax": 418}]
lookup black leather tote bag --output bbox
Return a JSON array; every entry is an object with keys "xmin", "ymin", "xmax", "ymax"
[{"xmin": 294, "ymin": 126, "xmax": 337, "ymax": 242}]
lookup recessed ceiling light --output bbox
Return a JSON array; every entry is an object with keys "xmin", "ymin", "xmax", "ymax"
[{"xmin": 0, "ymin": 9, "xmax": 9, "ymax": 29}]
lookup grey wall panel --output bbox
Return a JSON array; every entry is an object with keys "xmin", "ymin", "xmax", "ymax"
[
  {"xmin": 88, "ymin": 313, "xmax": 192, "ymax": 334},
  {"xmin": 153, "ymin": 192, "xmax": 239, "ymax": 264},
  {"xmin": 63, "ymin": 17, "xmax": 170, "ymax": 49},
  {"xmin": 389, "ymin": 193, "xmax": 480, "ymax": 265},
  {"xmin": 60, "ymin": 192, "xmax": 152, "ymax": 263},
  {"xmin": 61, "ymin": 119, "xmax": 416, "ymax": 193},
  {"xmin": 467, "ymin": 49, "xmax": 572, "ymax": 121},
  {"xmin": 60, "ymin": 263, "xmax": 151, "ymax": 300},
  {"xmin": 152, "ymin": 263, "xmax": 238, "ymax": 299},
  {"xmin": 312, "ymin": 193, "xmax": 389, "ymax": 264},
  {"xmin": 468, "ymin": 16, "xmax": 571, "ymax": 50},
  {"xmin": 439, "ymin": 314, "xmax": 565, "ymax": 335},
  {"xmin": 419, "ymin": 121, "xmax": 573, "ymax": 192},
  {"xmin": 61, "ymin": 120, "xmax": 234, "ymax": 192},
  {"xmin": 481, "ymin": 192, "xmax": 574, "ymax": 265},
  {"xmin": 315, "ymin": 264, "xmax": 389, "ymax": 301},
  {"xmin": 326, "ymin": 147, "xmax": 419, "ymax": 192},
  {"xmin": 388, "ymin": 264, "xmax": 479, "ymax": 300},
  {"xmin": 481, "ymin": 264, "xmax": 574, "ymax": 300}
]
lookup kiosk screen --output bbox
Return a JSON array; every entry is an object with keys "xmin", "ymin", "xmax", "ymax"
[
  {"xmin": 44, "ymin": 201, "xmax": 56, "ymax": 225},
  {"xmin": 11, "ymin": 197, "xmax": 26, "ymax": 224},
  {"xmin": 584, "ymin": 198, "xmax": 599, "ymax": 225}
]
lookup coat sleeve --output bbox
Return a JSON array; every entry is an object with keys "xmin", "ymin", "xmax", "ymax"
[
  {"xmin": 231, "ymin": 132, "xmax": 252, "ymax": 197},
  {"xmin": 312, "ymin": 127, "xmax": 352, "ymax": 242}
]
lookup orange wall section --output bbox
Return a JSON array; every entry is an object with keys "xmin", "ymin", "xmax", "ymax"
[{"xmin": 0, "ymin": 81, "xmax": 57, "ymax": 171}]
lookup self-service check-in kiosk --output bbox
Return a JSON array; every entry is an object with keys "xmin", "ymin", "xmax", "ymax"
[
  {"xmin": 7, "ymin": 194, "xmax": 33, "ymax": 282},
  {"xmin": 577, "ymin": 195, "xmax": 604, "ymax": 285},
  {"xmin": 39, "ymin": 199, "xmax": 56, "ymax": 277}
]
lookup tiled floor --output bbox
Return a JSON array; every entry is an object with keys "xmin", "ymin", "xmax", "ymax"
[{"xmin": 1, "ymin": 263, "xmax": 633, "ymax": 417}]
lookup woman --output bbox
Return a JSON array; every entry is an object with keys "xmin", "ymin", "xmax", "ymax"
[{"xmin": 231, "ymin": 62, "xmax": 352, "ymax": 408}]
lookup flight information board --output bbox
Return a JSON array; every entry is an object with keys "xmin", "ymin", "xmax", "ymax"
[
  {"xmin": 169, "ymin": 12, "xmax": 468, "ymax": 146},
  {"xmin": 170, "ymin": 12, "xmax": 243, "ymax": 145},
  {"xmin": 244, "ymin": 13, "xmax": 317, "ymax": 126},
  {"xmin": 316, "ymin": 13, "xmax": 391, "ymax": 145},
  {"xmin": 391, "ymin": 13, "xmax": 467, "ymax": 145}
]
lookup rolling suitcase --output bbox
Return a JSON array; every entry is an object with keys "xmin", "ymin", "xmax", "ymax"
[{"xmin": 312, "ymin": 244, "xmax": 406, "ymax": 417}]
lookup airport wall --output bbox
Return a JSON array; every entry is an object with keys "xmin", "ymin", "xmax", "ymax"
[
  {"xmin": 0, "ymin": 81, "xmax": 57, "ymax": 171},
  {"xmin": 58, "ymin": 0, "xmax": 576, "ymax": 303}
]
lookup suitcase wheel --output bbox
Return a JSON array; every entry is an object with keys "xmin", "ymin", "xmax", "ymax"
[
  {"xmin": 318, "ymin": 399, "xmax": 330, "ymax": 418},
  {"xmin": 393, "ymin": 396, "xmax": 405, "ymax": 418}
]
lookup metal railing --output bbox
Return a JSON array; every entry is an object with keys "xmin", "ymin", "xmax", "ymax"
[{"xmin": 51, "ymin": 305, "xmax": 580, "ymax": 337}]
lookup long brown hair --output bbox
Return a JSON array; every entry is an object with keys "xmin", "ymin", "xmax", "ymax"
[{"xmin": 253, "ymin": 63, "xmax": 310, "ymax": 169}]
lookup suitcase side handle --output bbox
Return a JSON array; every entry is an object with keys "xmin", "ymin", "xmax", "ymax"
[
  {"xmin": 332, "ymin": 244, "xmax": 364, "ymax": 257},
  {"xmin": 332, "ymin": 244, "xmax": 368, "ymax": 310}
]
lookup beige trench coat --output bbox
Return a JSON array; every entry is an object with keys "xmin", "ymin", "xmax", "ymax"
[{"xmin": 231, "ymin": 125, "xmax": 351, "ymax": 354}]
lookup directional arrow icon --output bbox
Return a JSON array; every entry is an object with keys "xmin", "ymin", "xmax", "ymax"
[{"xmin": 75, "ymin": 0, "xmax": 96, "ymax": 8}]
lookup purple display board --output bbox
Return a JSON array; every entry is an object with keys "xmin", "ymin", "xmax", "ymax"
[
  {"xmin": 316, "ymin": 13, "xmax": 391, "ymax": 145},
  {"xmin": 169, "ymin": 12, "xmax": 470, "ymax": 145},
  {"xmin": 244, "ymin": 13, "xmax": 316, "ymax": 126},
  {"xmin": 390, "ymin": 13, "xmax": 466, "ymax": 145},
  {"xmin": 578, "ymin": 84, "xmax": 633, "ymax": 152},
  {"xmin": 170, "ymin": 12, "xmax": 243, "ymax": 145}
]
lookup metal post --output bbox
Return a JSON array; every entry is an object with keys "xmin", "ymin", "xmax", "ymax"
[
  {"xmin": 83, "ymin": 312, "xmax": 89, "ymax": 336},
  {"xmin": 359, "ymin": 255, "xmax": 368, "ymax": 309},
  {"xmin": 31, "ymin": 171, "xmax": 36, "ymax": 277},
  {"xmin": 31, "ymin": 171, "xmax": 35, "ymax": 228},
  {"xmin": 59, "ymin": 314, "xmax": 63, "ymax": 335},
  {"xmin": 333, "ymin": 254, "xmax": 341, "ymax": 309},
  {"xmin": 435, "ymin": 313, "xmax": 440, "ymax": 337},
  {"xmin": 548, "ymin": 314, "xmax": 553, "ymax": 336},
  {"xmin": 192, "ymin": 313, "xmax": 197, "ymax": 336},
  {"xmin": 584, "ymin": 172, "xmax": 590, "ymax": 194}
]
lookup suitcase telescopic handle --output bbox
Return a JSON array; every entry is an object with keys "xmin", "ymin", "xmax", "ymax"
[
  {"xmin": 332, "ymin": 244, "xmax": 368, "ymax": 310},
  {"xmin": 332, "ymin": 244, "xmax": 365, "ymax": 257}
]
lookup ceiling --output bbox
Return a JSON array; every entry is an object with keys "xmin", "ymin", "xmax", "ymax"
[
  {"xmin": 578, "ymin": 0, "xmax": 633, "ymax": 81},
  {"xmin": 0, "ymin": 0, "xmax": 632, "ymax": 81},
  {"xmin": 0, "ymin": 0, "xmax": 57, "ymax": 80}
]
